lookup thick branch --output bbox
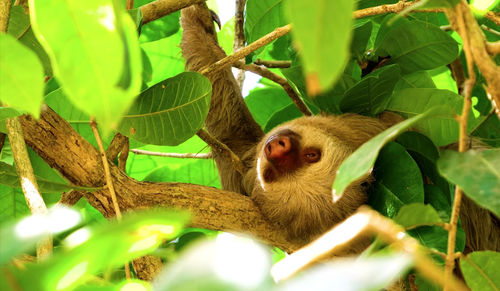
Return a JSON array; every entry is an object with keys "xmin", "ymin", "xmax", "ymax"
[
  {"xmin": 0, "ymin": 0, "xmax": 11, "ymax": 32},
  {"xmin": 140, "ymin": 0, "xmax": 205, "ymax": 25},
  {"xmin": 19, "ymin": 106, "xmax": 298, "ymax": 255}
]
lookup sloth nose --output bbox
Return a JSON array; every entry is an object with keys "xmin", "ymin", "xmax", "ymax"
[{"xmin": 265, "ymin": 135, "xmax": 291, "ymax": 159}]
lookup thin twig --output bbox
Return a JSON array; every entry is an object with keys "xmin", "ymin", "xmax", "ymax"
[
  {"xmin": 271, "ymin": 207, "xmax": 468, "ymax": 291},
  {"xmin": 197, "ymin": 129, "xmax": 244, "ymax": 175},
  {"xmin": 353, "ymin": 1, "xmax": 441, "ymax": 19},
  {"xmin": 254, "ymin": 59, "xmax": 291, "ymax": 68},
  {"xmin": 200, "ymin": 24, "xmax": 292, "ymax": 75},
  {"xmin": 131, "ymin": 149, "xmax": 212, "ymax": 159},
  {"xmin": 126, "ymin": 0, "xmax": 134, "ymax": 10},
  {"xmin": 140, "ymin": 0, "xmax": 205, "ymax": 25},
  {"xmin": 443, "ymin": 2, "xmax": 476, "ymax": 290},
  {"xmin": 89, "ymin": 120, "xmax": 130, "ymax": 279},
  {"xmin": 233, "ymin": 0, "xmax": 247, "ymax": 88},
  {"xmin": 233, "ymin": 60, "xmax": 312, "ymax": 116},
  {"xmin": 6, "ymin": 117, "xmax": 52, "ymax": 259},
  {"xmin": 481, "ymin": 24, "xmax": 500, "ymax": 36}
]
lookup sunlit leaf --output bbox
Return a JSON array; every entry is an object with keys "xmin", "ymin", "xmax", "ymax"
[
  {"xmin": 0, "ymin": 34, "xmax": 44, "ymax": 118},
  {"xmin": 460, "ymin": 251, "xmax": 500, "ymax": 291},
  {"xmin": 438, "ymin": 149, "xmax": 500, "ymax": 217},
  {"xmin": 29, "ymin": 0, "xmax": 142, "ymax": 132},
  {"xmin": 333, "ymin": 106, "xmax": 453, "ymax": 196},
  {"xmin": 119, "ymin": 72, "xmax": 211, "ymax": 145},
  {"xmin": 285, "ymin": 0, "xmax": 355, "ymax": 94}
]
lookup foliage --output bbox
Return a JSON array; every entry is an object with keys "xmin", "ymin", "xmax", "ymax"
[{"xmin": 0, "ymin": 0, "xmax": 499, "ymax": 290}]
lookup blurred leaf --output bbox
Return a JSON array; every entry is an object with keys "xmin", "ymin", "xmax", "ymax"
[
  {"xmin": 437, "ymin": 149, "xmax": 500, "ymax": 217},
  {"xmin": 29, "ymin": 0, "xmax": 142, "ymax": 132},
  {"xmin": 340, "ymin": 64, "xmax": 401, "ymax": 115},
  {"xmin": 277, "ymin": 253, "xmax": 413, "ymax": 291},
  {"xmin": 374, "ymin": 142, "xmax": 424, "ymax": 203},
  {"xmin": 0, "ymin": 184, "xmax": 28, "ymax": 225},
  {"xmin": 332, "ymin": 106, "xmax": 452, "ymax": 196},
  {"xmin": 376, "ymin": 19, "xmax": 458, "ymax": 73},
  {"xmin": 388, "ymin": 88, "xmax": 482, "ymax": 146},
  {"xmin": 0, "ymin": 34, "xmax": 44, "ymax": 118},
  {"xmin": 140, "ymin": 31, "xmax": 185, "ymax": 87},
  {"xmin": 460, "ymin": 251, "xmax": 500, "ymax": 291},
  {"xmin": 0, "ymin": 162, "xmax": 96, "ymax": 193},
  {"xmin": 245, "ymin": 87, "xmax": 293, "ymax": 129},
  {"xmin": 0, "ymin": 206, "xmax": 82, "ymax": 265},
  {"xmin": 285, "ymin": 0, "xmax": 355, "ymax": 93},
  {"xmin": 394, "ymin": 203, "xmax": 442, "ymax": 229},
  {"xmin": 13, "ymin": 210, "xmax": 189, "ymax": 291},
  {"xmin": 411, "ymin": 0, "xmax": 460, "ymax": 8},
  {"xmin": 153, "ymin": 234, "xmax": 272, "ymax": 291},
  {"xmin": 119, "ymin": 72, "xmax": 211, "ymax": 146},
  {"xmin": 139, "ymin": 10, "xmax": 180, "ymax": 43},
  {"xmin": 219, "ymin": 17, "xmax": 235, "ymax": 55}
]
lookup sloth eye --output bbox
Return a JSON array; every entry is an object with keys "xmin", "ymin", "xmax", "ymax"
[{"xmin": 303, "ymin": 148, "xmax": 321, "ymax": 163}]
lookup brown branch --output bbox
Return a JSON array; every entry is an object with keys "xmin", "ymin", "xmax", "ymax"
[
  {"xmin": 200, "ymin": 24, "xmax": 292, "ymax": 75},
  {"xmin": 18, "ymin": 106, "xmax": 298, "ymax": 255},
  {"xmin": 272, "ymin": 207, "xmax": 468, "ymax": 291},
  {"xmin": 481, "ymin": 24, "xmax": 500, "ymax": 36},
  {"xmin": 118, "ymin": 138, "xmax": 129, "ymax": 171},
  {"xmin": 196, "ymin": 129, "xmax": 245, "ymax": 175},
  {"xmin": 126, "ymin": 0, "xmax": 134, "ymax": 10},
  {"xmin": 254, "ymin": 59, "xmax": 291, "ymax": 68},
  {"xmin": 233, "ymin": 0, "xmax": 247, "ymax": 88},
  {"xmin": 485, "ymin": 11, "xmax": 500, "ymax": 26},
  {"xmin": 0, "ymin": 133, "xmax": 6, "ymax": 153},
  {"xmin": 131, "ymin": 149, "xmax": 212, "ymax": 159},
  {"xmin": 444, "ymin": 2, "xmax": 476, "ymax": 289},
  {"xmin": 353, "ymin": 1, "xmax": 441, "ymax": 19},
  {"xmin": 486, "ymin": 41, "xmax": 500, "ymax": 55},
  {"xmin": 234, "ymin": 61, "xmax": 312, "ymax": 116},
  {"xmin": 6, "ymin": 117, "xmax": 52, "ymax": 259},
  {"xmin": 0, "ymin": 0, "xmax": 11, "ymax": 32},
  {"xmin": 140, "ymin": 0, "xmax": 205, "ymax": 25}
]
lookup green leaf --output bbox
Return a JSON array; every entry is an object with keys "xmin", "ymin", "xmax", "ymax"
[
  {"xmin": 387, "ymin": 88, "xmax": 482, "ymax": 146},
  {"xmin": 12, "ymin": 210, "xmax": 189, "ymax": 291},
  {"xmin": 332, "ymin": 106, "xmax": 453, "ymax": 196},
  {"xmin": 144, "ymin": 160, "xmax": 221, "ymax": 188},
  {"xmin": 460, "ymin": 251, "xmax": 500, "ymax": 291},
  {"xmin": 140, "ymin": 31, "xmax": 185, "ymax": 87},
  {"xmin": 0, "ymin": 107, "xmax": 21, "ymax": 133},
  {"xmin": 394, "ymin": 71, "xmax": 436, "ymax": 90},
  {"xmin": 369, "ymin": 183, "xmax": 404, "ymax": 218},
  {"xmin": 284, "ymin": 0, "xmax": 356, "ymax": 92},
  {"xmin": 351, "ymin": 20, "xmax": 373, "ymax": 59},
  {"xmin": 394, "ymin": 203, "xmax": 442, "ymax": 229},
  {"xmin": 437, "ymin": 149, "xmax": 500, "ymax": 217},
  {"xmin": 119, "ymin": 72, "xmax": 211, "ymax": 146},
  {"xmin": 340, "ymin": 64, "xmax": 401, "ymax": 115},
  {"xmin": 0, "ymin": 34, "xmax": 44, "ymax": 118},
  {"xmin": 376, "ymin": 20, "xmax": 459, "ymax": 73},
  {"xmin": 374, "ymin": 142, "xmax": 424, "ymax": 204},
  {"xmin": 28, "ymin": 0, "xmax": 142, "ymax": 132},
  {"xmin": 0, "ymin": 184, "xmax": 28, "ymax": 225},
  {"xmin": 0, "ymin": 162, "xmax": 96, "ymax": 193},
  {"xmin": 245, "ymin": 87, "xmax": 293, "ymax": 129},
  {"xmin": 138, "ymin": 9, "xmax": 180, "ymax": 43}
]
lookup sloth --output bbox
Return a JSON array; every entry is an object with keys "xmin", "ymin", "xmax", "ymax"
[{"xmin": 180, "ymin": 4, "xmax": 499, "ymax": 252}]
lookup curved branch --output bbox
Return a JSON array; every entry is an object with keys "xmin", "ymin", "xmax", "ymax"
[
  {"xmin": 19, "ymin": 106, "xmax": 299, "ymax": 255},
  {"xmin": 140, "ymin": 0, "xmax": 205, "ymax": 25}
]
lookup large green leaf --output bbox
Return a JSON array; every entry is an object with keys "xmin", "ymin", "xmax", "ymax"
[
  {"xmin": 144, "ymin": 160, "xmax": 220, "ymax": 188},
  {"xmin": 284, "ymin": 0, "xmax": 355, "ymax": 93},
  {"xmin": 369, "ymin": 183, "xmax": 404, "ymax": 218},
  {"xmin": 29, "ymin": 0, "xmax": 142, "ymax": 132},
  {"xmin": 387, "ymin": 88, "xmax": 482, "ymax": 146},
  {"xmin": 394, "ymin": 71, "xmax": 436, "ymax": 90},
  {"xmin": 350, "ymin": 20, "xmax": 373, "ymax": 59},
  {"xmin": 375, "ymin": 20, "xmax": 459, "ymax": 73},
  {"xmin": 245, "ymin": 87, "xmax": 293, "ymax": 129},
  {"xmin": 460, "ymin": 251, "xmax": 500, "ymax": 291},
  {"xmin": 0, "ymin": 34, "xmax": 44, "ymax": 118},
  {"xmin": 119, "ymin": 72, "xmax": 211, "ymax": 146},
  {"xmin": 394, "ymin": 203, "xmax": 442, "ymax": 229},
  {"xmin": 374, "ymin": 142, "xmax": 424, "ymax": 203},
  {"xmin": 140, "ymin": 31, "xmax": 185, "ymax": 87},
  {"xmin": 332, "ymin": 106, "xmax": 453, "ymax": 196},
  {"xmin": 437, "ymin": 149, "xmax": 500, "ymax": 217},
  {"xmin": 340, "ymin": 64, "xmax": 401, "ymax": 115}
]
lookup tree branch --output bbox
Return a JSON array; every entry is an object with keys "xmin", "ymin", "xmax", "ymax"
[
  {"xmin": 486, "ymin": 40, "xmax": 500, "ymax": 55},
  {"xmin": 254, "ymin": 59, "xmax": 291, "ymax": 68},
  {"xmin": 19, "ymin": 106, "xmax": 300, "ymax": 278},
  {"xmin": 196, "ymin": 129, "xmax": 245, "ymax": 175},
  {"xmin": 131, "ymin": 149, "xmax": 212, "ymax": 159},
  {"xmin": 233, "ymin": 0, "xmax": 247, "ymax": 88},
  {"xmin": 140, "ymin": 0, "xmax": 205, "ymax": 25},
  {"xmin": 0, "ymin": 0, "xmax": 11, "ymax": 32},
  {"xmin": 485, "ymin": 11, "xmax": 500, "ymax": 26},
  {"xmin": 233, "ymin": 60, "xmax": 312, "ymax": 116}
]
